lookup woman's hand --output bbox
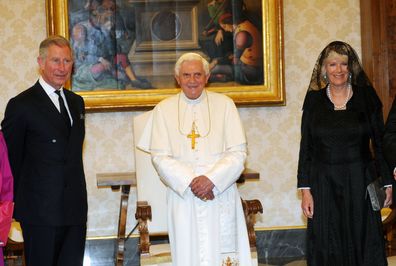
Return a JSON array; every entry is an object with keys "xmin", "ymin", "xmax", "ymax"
[
  {"xmin": 384, "ymin": 186, "xmax": 393, "ymax": 208},
  {"xmin": 301, "ymin": 189, "xmax": 314, "ymax": 219}
]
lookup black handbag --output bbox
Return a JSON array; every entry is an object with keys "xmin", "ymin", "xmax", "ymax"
[{"xmin": 367, "ymin": 178, "xmax": 386, "ymax": 211}]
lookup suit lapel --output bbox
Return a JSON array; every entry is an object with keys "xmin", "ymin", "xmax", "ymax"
[
  {"xmin": 31, "ymin": 82, "xmax": 71, "ymax": 137},
  {"xmin": 63, "ymin": 89, "xmax": 85, "ymax": 161},
  {"xmin": 64, "ymin": 89, "xmax": 80, "ymax": 134}
]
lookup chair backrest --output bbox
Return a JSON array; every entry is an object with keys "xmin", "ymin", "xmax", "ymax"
[{"xmin": 133, "ymin": 111, "xmax": 168, "ymax": 234}]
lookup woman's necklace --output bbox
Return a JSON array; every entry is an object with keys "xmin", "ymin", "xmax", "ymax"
[
  {"xmin": 326, "ymin": 83, "xmax": 352, "ymax": 110},
  {"xmin": 178, "ymin": 90, "xmax": 211, "ymax": 149}
]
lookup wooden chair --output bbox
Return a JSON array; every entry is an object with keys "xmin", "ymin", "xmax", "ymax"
[
  {"xmin": 381, "ymin": 205, "xmax": 396, "ymax": 266},
  {"xmin": 96, "ymin": 172, "xmax": 136, "ymax": 266},
  {"xmin": 383, "ymin": 205, "xmax": 396, "ymax": 254},
  {"xmin": 3, "ymin": 221, "xmax": 25, "ymax": 266},
  {"xmin": 133, "ymin": 111, "xmax": 263, "ymax": 265}
]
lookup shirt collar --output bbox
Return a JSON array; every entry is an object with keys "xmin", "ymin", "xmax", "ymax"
[
  {"xmin": 181, "ymin": 89, "xmax": 206, "ymax": 104},
  {"xmin": 39, "ymin": 76, "xmax": 64, "ymax": 96}
]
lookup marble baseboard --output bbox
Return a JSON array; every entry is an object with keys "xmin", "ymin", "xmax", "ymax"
[
  {"xmin": 81, "ymin": 229, "xmax": 306, "ymax": 266},
  {"xmin": 256, "ymin": 229, "xmax": 306, "ymax": 265},
  {"xmin": 83, "ymin": 237, "xmax": 140, "ymax": 266}
]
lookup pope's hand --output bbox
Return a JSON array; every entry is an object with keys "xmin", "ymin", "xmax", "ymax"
[
  {"xmin": 190, "ymin": 175, "xmax": 215, "ymax": 201},
  {"xmin": 201, "ymin": 190, "xmax": 215, "ymax": 201}
]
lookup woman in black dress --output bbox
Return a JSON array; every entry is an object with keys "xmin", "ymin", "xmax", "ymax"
[{"xmin": 297, "ymin": 41, "xmax": 392, "ymax": 266}]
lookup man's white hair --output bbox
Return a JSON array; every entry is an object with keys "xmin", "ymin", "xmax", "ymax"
[{"xmin": 174, "ymin": 53, "xmax": 210, "ymax": 76}]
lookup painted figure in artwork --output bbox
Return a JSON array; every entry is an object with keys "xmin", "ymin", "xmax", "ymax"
[
  {"xmin": 70, "ymin": 0, "xmax": 152, "ymax": 91},
  {"xmin": 209, "ymin": 12, "xmax": 263, "ymax": 85}
]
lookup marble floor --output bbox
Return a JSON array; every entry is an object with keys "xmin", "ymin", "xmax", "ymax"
[
  {"xmin": 4, "ymin": 241, "xmax": 307, "ymax": 266},
  {"xmin": 3, "ymin": 227, "xmax": 307, "ymax": 266},
  {"xmin": 5, "ymin": 227, "xmax": 396, "ymax": 265}
]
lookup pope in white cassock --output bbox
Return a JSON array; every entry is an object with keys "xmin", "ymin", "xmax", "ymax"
[{"xmin": 142, "ymin": 53, "xmax": 252, "ymax": 266}]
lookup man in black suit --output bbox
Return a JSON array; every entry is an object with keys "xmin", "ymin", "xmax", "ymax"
[
  {"xmin": 1, "ymin": 35, "xmax": 87, "ymax": 266},
  {"xmin": 384, "ymin": 98, "xmax": 396, "ymax": 203}
]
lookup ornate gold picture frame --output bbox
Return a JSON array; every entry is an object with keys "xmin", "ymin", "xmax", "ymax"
[{"xmin": 46, "ymin": 0, "xmax": 284, "ymax": 111}]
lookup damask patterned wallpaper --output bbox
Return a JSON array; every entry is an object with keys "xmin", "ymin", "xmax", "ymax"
[{"xmin": 0, "ymin": 0, "xmax": 361, "ymax": 237}]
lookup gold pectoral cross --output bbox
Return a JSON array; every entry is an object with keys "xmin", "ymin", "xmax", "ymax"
[{"xmin": 187, "ymin": 122, "xmax": 200, "ymax": 149}]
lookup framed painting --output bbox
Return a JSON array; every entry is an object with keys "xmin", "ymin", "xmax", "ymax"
[{"xmin": 46, "ymin": 0, "xmax": 284, "ymax": 111}]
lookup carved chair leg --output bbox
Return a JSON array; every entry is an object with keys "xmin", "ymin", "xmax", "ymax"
[
  {"xmin": 387, "ymin": 227, "xmax": 393, "ymax": 255},
  {"xmin": 241, "ymin": 198, "xmax": 263, "ymax": 248},
  {"xmin": 115, "ymin": 184, "xmax": 131, "ymax": 265},
  {"xmin": 135, "ymin": 201, "xmax": 152, "ymax": 254},
  {"xmin": 4, "ymin": 240, "xmax": 25, "ymax": 266}
]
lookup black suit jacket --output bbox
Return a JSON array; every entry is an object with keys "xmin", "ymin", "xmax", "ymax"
[{"xmin": 1, "ymin": 81, "xmax": 87, "ymax": 226}]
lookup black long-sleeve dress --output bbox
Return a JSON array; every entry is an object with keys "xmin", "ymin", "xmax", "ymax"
[
  {"xmin": 384, "ymin": 97, "xmax": 396, "ymax": 204},
  {"xmin": 297, "ymin": 85, "xmax": 391, "ymax": 266}
]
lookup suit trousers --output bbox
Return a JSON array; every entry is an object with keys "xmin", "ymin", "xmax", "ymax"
[{"xmin": 21, "ymin": 223, "xmax": 86, "ymax": 266}]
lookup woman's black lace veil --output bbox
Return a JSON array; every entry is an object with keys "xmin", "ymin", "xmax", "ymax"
[
  {"xmin": 308, "ymin": 40, "xmax": 372, "ymax": 91},
  {"xmin": 305, "ymin": 40, "xmax": 383, "ymax": 139}
]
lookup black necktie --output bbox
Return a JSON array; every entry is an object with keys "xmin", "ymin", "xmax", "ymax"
[{"xmin": 54, "ymin": 90, "xmax": 71, "ymax": 129}]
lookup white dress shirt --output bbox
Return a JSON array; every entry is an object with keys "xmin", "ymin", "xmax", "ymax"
[{"xmin": 39, "ymin": 76, "xmax": 73, "ymax": 125}]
